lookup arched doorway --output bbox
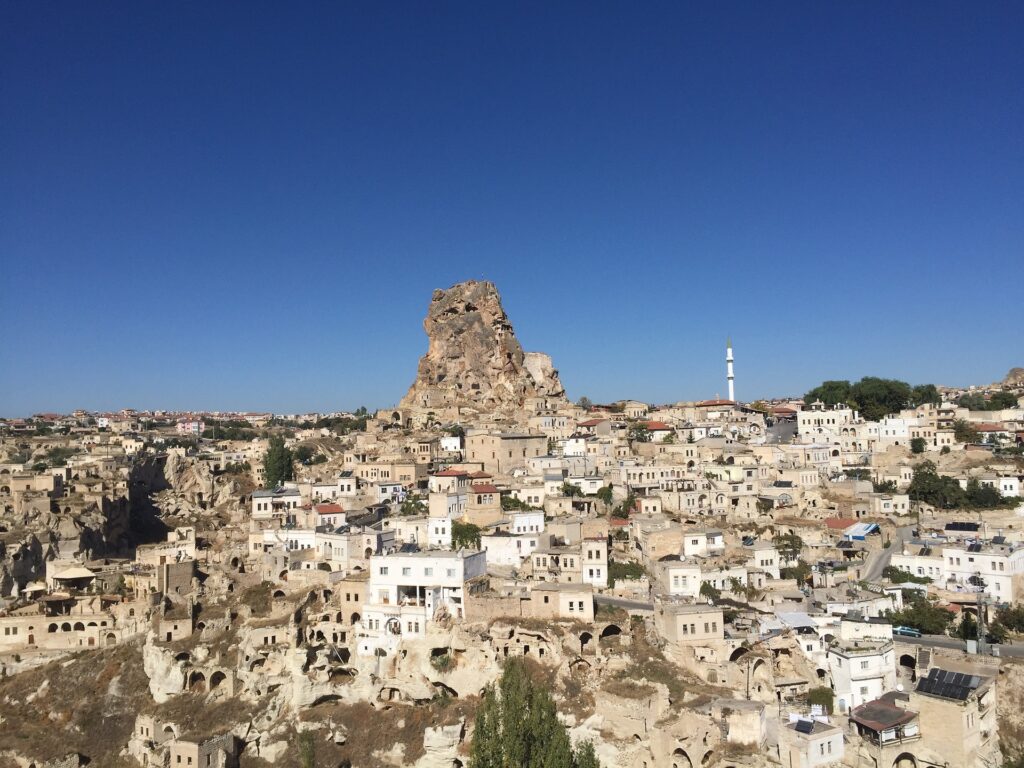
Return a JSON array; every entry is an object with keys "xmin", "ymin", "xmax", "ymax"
[
  {"xmin": 580, "ymin": 631, "xmax": 593, "ymax": 654},
  {"xmin": 893, "ymin": 753, "xmax": 917, "ymax": 768},
  {"xmin": 899, "ymin": 653, "xmax": 917, "ymax": 681},
  {"xmin": 188, "ymin": 671, "xmax": 207, "ymax": 692}
]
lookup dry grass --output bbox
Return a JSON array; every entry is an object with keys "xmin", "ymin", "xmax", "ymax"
[
  {"xmin": 601, "ymin": 679, "xmax": 657, "ymax": 699},
  {"xmin": 241, "ymin": 581, "xmax": 274, "ymax": 616},
  {"xmin": 0, "ymin": 640, "xmax": 149, "ymax": 766},
  {"xmin": 294, "ymin": 696, "xmax": 477, "ymax": 768}
]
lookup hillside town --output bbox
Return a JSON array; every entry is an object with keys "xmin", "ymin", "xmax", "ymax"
[{"xmin": 1, "ymin": 281, "xmax": 1023, "ymax": 768}]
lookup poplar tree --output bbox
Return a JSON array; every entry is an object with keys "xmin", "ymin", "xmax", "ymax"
[
  {"xmin": 263, "ymin": 435, "xmax": 294, "ymax": 488},
  {"xmin": 469, "ymin": 658, "xmax": 600, "ymax": 768}
]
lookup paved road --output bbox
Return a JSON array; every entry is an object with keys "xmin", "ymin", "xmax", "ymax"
[
  {"xmin": 895, "ymin": 633, "xmax": 1024, "ymax": 658},
  {"xmin": 861, "ymin": 524, "xmax": 915, "ymax": 582},
  {"xmin": 595, "ymin": 594, "xmax": 653, "ymax": 612}
]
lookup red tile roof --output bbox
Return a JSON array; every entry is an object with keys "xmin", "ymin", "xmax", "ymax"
[
  {"xmin": 469, "ymin": 471, "xmax": 493, "ymax": 479},
  {"xmin": 315, "ymin": 503, "xmax": 344, "ymax": 515},
  {"xmin": 578, "ymin": 418, "xmax": 606, "ymax": 427},
  {"xmin": 471, "ymin": 484, "xmax": 499, "ymax": 494},
  {"xmin": 434, "ymin": 470, "xmax": 469, "ymax": 477},
  {"xmin": 644, "ymin": 421, "xmax": 673, "ymax": 431},
  {"xmin": 697, "ymin": 399, "xmax": 736, "ymax": 407}
]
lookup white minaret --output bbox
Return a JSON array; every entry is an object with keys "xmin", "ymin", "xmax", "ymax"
[{"xmin": 726, "ymin": 337, "xmax": 735, "ymax": 402}]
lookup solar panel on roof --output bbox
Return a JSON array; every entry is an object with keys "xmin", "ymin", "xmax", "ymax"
[
  {"xmin": 968, "ymin": 543, "xmax": 983, "ymax": 553},
  {"xmin": 946, "ymin": 522, "xmax": 980, "ymax": 532},
  {"xmin": 795, "ymin": 719, "xmax": 814, "ymax": 734},
  {"xmin": 993, "ymin": 536, "xmax": 1007, "ymax": 545}
]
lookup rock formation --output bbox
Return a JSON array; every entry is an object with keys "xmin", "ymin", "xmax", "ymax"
[
  {"xmin": 1003, "ymin": 367, "xmax": 1024, "ymax": 387},
  {"xmin": 398, "ymin": 280, "xmax": 567, "ymax": 419}
]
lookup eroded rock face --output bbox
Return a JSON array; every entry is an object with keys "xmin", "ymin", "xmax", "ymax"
[
  {"xmin": 399, "ymin": 280, "xmax": 567, "ymax": 415},
  {"xmin": 1003, "ymin": 367, "xmax": 1024, "ymax": 386}
]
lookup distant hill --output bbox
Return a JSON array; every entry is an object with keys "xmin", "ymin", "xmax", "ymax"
[{"xmin": 1003, "ymin": 367, "xmax": 1024, "ymax": 386}]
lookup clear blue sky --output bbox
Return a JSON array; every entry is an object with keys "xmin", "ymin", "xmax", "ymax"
[{"xmin": 2, "ymin": 2, "xmax": 1022, "ymax": 415}]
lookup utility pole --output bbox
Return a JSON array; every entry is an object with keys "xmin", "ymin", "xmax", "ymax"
[{"xmin": 977, "ymin": 585, "xmax": 987, "ymax": 656}]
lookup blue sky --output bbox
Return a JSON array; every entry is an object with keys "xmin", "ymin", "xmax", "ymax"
[{"xmin": 2, "ymin": 2, "xmax": 1022, "ymax": 415}]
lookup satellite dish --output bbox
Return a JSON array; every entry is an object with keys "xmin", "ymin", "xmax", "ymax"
[{"xmin": 896, "ymin": 683, "xmax": 904, "ymax": 692}]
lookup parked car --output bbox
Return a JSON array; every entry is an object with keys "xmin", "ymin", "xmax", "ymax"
[{"xmin": 892, "ymin": 625, "xmax": 922, "ymax": 638}]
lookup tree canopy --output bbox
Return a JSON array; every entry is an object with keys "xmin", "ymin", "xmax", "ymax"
[
  {"xmin": 452, "ymin": 521, "xmax": 482, "ymax": 549},
  {"xmin": 470, "ymin": 658, "xmax": 599, "ymax": 768},
  {"xmin": 958, "ymin": 391, "xmax": 1018, "ymax": 411},
  {"xmin": 908, "ymin": 461, "xmax": 1014, "ymax": 509},
  {"xmin": 883, "ymin": 592, "xmax": 954, "ymax": 635},
  {"xmin": 803, "ymin": 377, "xmax": 939, "ymax": 421},
  {"xmin": 772, "ymin": 533, "xmax": 804, "ymax": 562},
  {"xmin": 263, "ymin": 435, "xmax": 294, "ymax": 488}
]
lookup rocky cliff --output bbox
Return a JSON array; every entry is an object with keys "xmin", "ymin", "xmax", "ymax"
[
  {"xmin": 398, "ymin": 280, "xmax": 567, "ymax": 416},
  {"xmin": 1003, "ymin": 367, "xmax": 1024, "ymax": 387}
]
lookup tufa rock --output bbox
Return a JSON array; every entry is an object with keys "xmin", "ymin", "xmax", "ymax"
[
  {"xmin": 1003, "ymin": 367, "xmax": 1024, "ymax": 386},
  {"xmin": 398, "ymin": 280, "xmax": 567, "ymax": 417}
]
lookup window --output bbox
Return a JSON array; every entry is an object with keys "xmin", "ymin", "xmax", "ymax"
[
  {"xmin": 424, "ymin": 568, "xmax": 433, "ymax": 577},
  {"xmin": 446, "ymin": 569, "xmax": 455, "ymax": 577},
  {"xmin": 402, "ymin": 567, "xmax": 411, "ymax": 576},
  {"xmin": 860, "ymin": 660, "xmax": 869, "ymax": 670},
  {"xmin": 380, "ymin": 566, "xmax": 389, "ymax": 575}
]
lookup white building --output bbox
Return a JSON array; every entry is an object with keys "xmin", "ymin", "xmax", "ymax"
[
  {"xmin": 481, "ymin": 531, "xmax": 545, "ymax": 566},
  {"xmin": 359, "ymin": 550, "xmax": 486, "ymax": 655},
  {"xmin": 825, "ymin": 639, "xmax": 896, "ymax": 713},
  {"xmin": 508, "ymin": 510, "xmax": 545, "ymax": 534}
]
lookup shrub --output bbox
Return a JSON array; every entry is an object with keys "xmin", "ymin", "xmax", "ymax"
[{"xmin": 807, "ymin": 686, "xmax": 834, "ymax": 714}]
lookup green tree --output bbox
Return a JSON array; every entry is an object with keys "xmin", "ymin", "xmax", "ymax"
[
  {"xmin": 608, "ymin": 560, "xmax": 646, "ymax": 585},
  {"xmin": 574, "ymin": 740, "xmax": 600, "ymax": 768},
  {"xmin": 611, "ymin": 493, "xmax": 636, "ymax": 519},
  {"xmin": 773, "ymin": 533, "xmax": 804, "ymax": 562},
  {"xmin": 263, "ymin": 435, "xmax": 294, "ymax": 488},
  {"xmin": 293, "ymin": 444, "xmax": 315, "ymax": 463},
  {"xmin": 884, "ymin": 592, "xmax": 954, "ymax": 635},
  {"xmin": 849, "ymin": 377, "xmax": 913, "ymax": 421},
  {"xmin": 954, "ymin": 419, "xmax": 980, "ymax": 443},
  {"xmin": 990, "ymin": 391, "xmax": 1018, "ymax": 409},
  {"xmin": 807, "ymin": 686, "xmax": 835, "ymax": 714},
  {"xmin": 452, "ymin": 521, "xmax": 482, "ymax": 549},
  {"xmin": 910, "ymin": 384, "xmax": 941, "ymax": 407},
  {"xmin": 577, "ymin": 396, "xmax": 593, "ymax": 410},
  {"xmin": 910, "ymin": 437, "xmax": 926, "ymax": 454},
  {"xmin": 561, "ymin": 482, "xmax": 583, "ymax": 498},
  {"xmin": 699, "ymin": 581, "xmax": 721, "ymax": 601},
  {"xmin": 780, "ymin": 560, "xmax": 812, "ymax": 587},
  {"xmin": 628, "ymin": 423, "xmax": 650, "ymax": 443},
  {"xmin": 804, "ymin": 380, "xmax": 852, "ymax": 407},
  {"xmin": 956, "ymin": 612, "xmax": 978, "ymax": 640},
  {"xmin": 965, "ymin": 478, "xmax": 1003, "ymax": 508},
  {"xmin": 997, "ymin": 604, "xmax": 1024, "ymax": 632},
  {"xmin": 907, "ymin": 461, "xmax": 966, "ymax": 509},
  {"xmin": 595, "ymin": 485, "xmax": 613, "ymax": 505},
  {"xmin": 987, "ymin": 620, "xmax": 1009, "ymax": 644},
  {"xmin": 469, "ymin": 658, "xmax": 599, "ymax": 768}
]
